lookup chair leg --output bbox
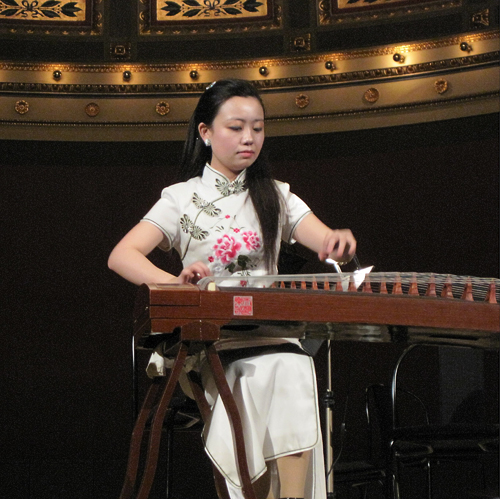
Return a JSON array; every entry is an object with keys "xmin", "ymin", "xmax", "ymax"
[
  {"xmin": 390, "ymin": 472, "xmax": 400, "ymax": 499},
  {"xmin": 426, "ymin": 460, "xmax": 432, "ymax": 499}
]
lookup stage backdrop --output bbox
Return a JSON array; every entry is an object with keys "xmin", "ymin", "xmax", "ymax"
[{"xmin": 0, "ymin": 113, "xmax": 498, "ymax": 498}]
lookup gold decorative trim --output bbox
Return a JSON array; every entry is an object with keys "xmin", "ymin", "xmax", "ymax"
[
  {"xmin": 363, "ymin": 88, "xmax": 379, "ymax": 103},
  {"xmin": 1, "ymin": 50, "xmax": 497, "ymax": 95},
  {"xmin": 434, "ymin": 79, "xmax": 449, "ymax": 94},
  {"xmin": 0, "ymin": 0, "xmax": 87, "ymax": 22},
  {"xmin": 472, "ymin": 9, "xmax": 489, "ymax": 28},
  {"xmin": 85, "ymin": 102, "xmax": 100, "ymax": 117},
  {"xmin": 0, "ymin": 30, "xmax": 497, "ymax": 73},
  {"xmin": 2, "ymin": 92, "xmax": 497, "ymax": 129},
  {"xmin": 265, "ymin": 92, "xmax": 499, "ymax": 123},
  {"xmin": 291, "ymin": 34, "xmax": 311, "ymax": 53},
  {"xmin": 155, "ymin": 101, "xmax": 170, "ymax": 116},
  {"xmin": 15, "ymin": 100, "xmax": 29, "ymax": 114},
  {"xmin": 295, "ymin": 94, "xmax": 310, "ymax": 109},
  {"xmin": 0, "ymin": 0, "xmax": 103, "ymax": 36},
  {"xmin": 110, "ymin": 43, "xmax": 132, "ymax": 61},
  {"xmin": 318, "ymin": 0, "xmax": 462, "ymax": 25},
  {"xmin": 139, "ymin": 0, "xmax": 283, "ymax": 35},
  {"xmin": 152, "ymin": 0, "xmax": 271, "ymax": 22}
]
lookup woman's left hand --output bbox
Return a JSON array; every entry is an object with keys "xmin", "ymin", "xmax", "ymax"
[
  {"xmin": 293, "ymin": 214, "xmax": 357, "ymax": 264},
  {"xmin": 318, "ymin": 228, "xmax": 357, "ymax": 263}
]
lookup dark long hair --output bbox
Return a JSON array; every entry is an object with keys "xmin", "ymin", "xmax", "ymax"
[{"xmin": 178, "ymin": 79, "xmax": 282, "ymax": 272}]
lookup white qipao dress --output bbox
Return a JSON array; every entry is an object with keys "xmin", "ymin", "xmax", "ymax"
[{"xmin": 142, "ymin": 165, "xmax": 327, "ymax": 499}]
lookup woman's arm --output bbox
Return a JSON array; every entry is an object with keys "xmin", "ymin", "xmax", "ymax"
[
  {"xmin": 108, "ymin": 221, "xmax": 211, "ymax": 285},
  {"xmin": 293, "ymin": 213, "xmax": 356, "ymax": 263}
]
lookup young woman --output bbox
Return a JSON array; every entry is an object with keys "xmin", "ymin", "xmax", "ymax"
[{"xmin": 108, "ymin": 79, "xmax": 356, "ymax": 499}]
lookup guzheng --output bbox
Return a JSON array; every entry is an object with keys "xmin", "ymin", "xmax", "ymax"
[
  {"xmin": 133, "ymin": 272, "xmax": 500, "ymax": 350},
  {"xmin": 123, "ymin": 272, "xmax": 500, "ymax": 499}
]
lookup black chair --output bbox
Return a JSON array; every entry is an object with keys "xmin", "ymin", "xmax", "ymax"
[
  {"xmin": 366, "ymin": 382, "xmax": 433, "ymax": 499},
  {"xmin": 332, "ymin": 460, "xmax": 386, "ymax": 499},
  {"xmin": 330, "ymin": 386, "xmax": 387, "ymax": 499},
  {"xmin": 367, "ymin": 344, "xmax": 499, "ymax": 499}
]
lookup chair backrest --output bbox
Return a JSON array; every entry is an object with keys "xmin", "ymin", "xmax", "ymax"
[
  {"xmin": 365, "ymin": 383, "xmax": 394, "ymax": 466},
  {"xmin": 391, "ymin": 344, "xmax": 499, "ymax": 430}
]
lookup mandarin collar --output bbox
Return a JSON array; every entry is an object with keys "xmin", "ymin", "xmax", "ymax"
[{"xmin": 202, "ymin": 164, "xmax": 247, "ymax": 196}]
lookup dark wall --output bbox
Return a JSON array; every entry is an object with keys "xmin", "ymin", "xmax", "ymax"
[
  {"xmin": 1, "ymin": 113, "xmax": 498, "ymax": 498},
  {"xmin": 266, "ymin": 113, "xmax": 500, "ymax": 277}
]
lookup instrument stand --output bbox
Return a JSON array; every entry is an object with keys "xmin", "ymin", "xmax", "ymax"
[
  {"xmin": 324, "ymin": 339, "xmax": 336, "ymax": 499},
  {"xmin": 121, "ymin": 326, "xmax": 257, "ymax": 499},
  {"xmin": 323, "ymin": 258, "xmax": 354, "ymax": 499}
]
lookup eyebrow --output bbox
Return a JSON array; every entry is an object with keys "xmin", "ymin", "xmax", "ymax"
[{"xmin": 226, "ymin": 117, "xmax": 264, "ymax": 122}]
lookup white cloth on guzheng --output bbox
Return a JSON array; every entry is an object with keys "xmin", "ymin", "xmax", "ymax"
[{"xmin": 201, "ymin": 350, "xmax": 327, "ymax": 499}]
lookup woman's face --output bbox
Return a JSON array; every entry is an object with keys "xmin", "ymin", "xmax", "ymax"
[{"xmin": 199, "ymin": 96, "xmax": 265, "ymax": 181}]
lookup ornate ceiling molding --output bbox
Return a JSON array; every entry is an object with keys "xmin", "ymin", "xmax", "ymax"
[
  {"xmin": 0, "ymin": 29, "xmax": 498, "ymax": 140},
  {"xmin": 318, "ymin": 0, "xmax": 462, "ymax": 25},
  {"xmin": 139, "ymin": 0, "xmax": 283, "ymax": 35},
  {"xmin": 0, "ymin": 0, "xmax": 102, "ymax": 36},
  {"xmin": 1, "ymin": 29, "xmax": 496, "ymax": 74},
  {"xmin": 0, "ymin": 50, "xmax": 497, "ymax": 95}
]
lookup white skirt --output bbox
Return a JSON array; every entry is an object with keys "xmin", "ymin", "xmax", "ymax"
[{"xmin": 201, "ymin": 349, "xmax": 327, "ymax": 499}]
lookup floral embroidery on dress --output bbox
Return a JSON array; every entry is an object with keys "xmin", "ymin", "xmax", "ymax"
[
  {"xmin": 242, "ymin": 231, "xmax": 261, "ymax": 251},
  {"xmin": 180, "ymin": 214, "xmax": 209, "ymax": 241},
  {"xmin": 210, "ymin": 217, "xmax": 260, "ymax": 275},
  {"xmin": 213, "ymin": 234, "xmax": 242, "ymax": 265},
  {"xmin": 192, "ymin": 193, "xmax": 221, "ymax": 217},
  {"xmin": 179, "ymin": 169, "xmax": 259, "ymax": 274},
  {"xmin": 215, "ymin": 177, "xmax": 247, "ymax": 197},
  {"xmin": 225, "ymin": 254, "xmax": 255, "ymax": 275},
  {"xmin": 212, "ymin": 233, "xmax": 257, "ymax": 275}
]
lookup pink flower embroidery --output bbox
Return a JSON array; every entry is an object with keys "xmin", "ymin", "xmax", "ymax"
[
  {"xmin": 242, "ymin": 231, "xmax": 261, "ymax": 251},
  {"xmin": 208, "ymin": 256, "xmax": 214, "ymax": 263},
  {"xmin": 225, "ymin": 215, "xmax": 231, "ymax": 219},
  {"xmin": 213, "ymin": 235, "xmax": 242, "ymax": 264},
  {"xmin": 233, "ymin": 228, "xmax": 240, "ymax": 233}
]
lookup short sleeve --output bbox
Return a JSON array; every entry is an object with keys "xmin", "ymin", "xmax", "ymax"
[
  {"xmin": 277, "ymin": 181, "xmax": 312, "ymax": 244},
  {"xmin": 141, "ymin": 185, "xmax": 182, "ymax": 252}
]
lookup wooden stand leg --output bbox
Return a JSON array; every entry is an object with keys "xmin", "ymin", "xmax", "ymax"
[
  {"xmin": 135, "ymin": 342, "xmax": 189, "ymax": 499},
  {"xmin": 205, "ymin": 343, "xmax": 257, "ymax": 499},
  {"xmin": 120, "ymin": 377, "xmax": 163, "ymax": 499},
  {"xmin": 122, "ymin": 329, "xmax": 257, "ymax": 499},
  {"xmin": 120, "ymin": 343, "xmax": 189, "ymax": 499}
]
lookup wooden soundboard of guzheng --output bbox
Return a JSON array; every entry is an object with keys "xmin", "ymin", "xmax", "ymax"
[{"xmin": 133, "ymin": 272, "xmax": 500, "ymax": 350}]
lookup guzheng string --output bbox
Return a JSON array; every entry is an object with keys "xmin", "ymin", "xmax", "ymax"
[{"xmin": 199, "ymin": 272, "xmax": 500, "ymax": 303}]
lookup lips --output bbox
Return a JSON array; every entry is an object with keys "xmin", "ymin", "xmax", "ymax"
[{"xmin": 238, "ymin": 150, "xmax": 254, "ymax": 157}]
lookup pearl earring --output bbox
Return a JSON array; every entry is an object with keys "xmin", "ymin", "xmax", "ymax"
[{"xmin": 205, "ymin": 139, "xmax": 211, "ymax": 147}]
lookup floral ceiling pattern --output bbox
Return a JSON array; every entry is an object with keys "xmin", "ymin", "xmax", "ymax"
[
  {"xmin": 0, "ymin": 0, "xmax": 87, "ymax": 22},
  {"xmin": 155, "ymin": 0, "xmax": 270, "ymax": 22},
  {"xmin": 336, "ymin": 0, "xmax": 434, "ymax": 7},
  {"xmin": 141, "ymin": 0, "xmax": 279, "ymax": 35},
  {"xmin": 319, "ymin": 0, "xmax": 461, "ymax": 24}
]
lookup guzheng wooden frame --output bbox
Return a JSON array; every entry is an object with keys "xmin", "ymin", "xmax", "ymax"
[{"xmin": 120, "ymin": 272, "xmax": 500, "ymax": 499}]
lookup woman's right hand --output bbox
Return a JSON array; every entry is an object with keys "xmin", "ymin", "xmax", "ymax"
[{"xmin": 176, "ymin": 261, "xmax": 212, "ymax": 284}]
